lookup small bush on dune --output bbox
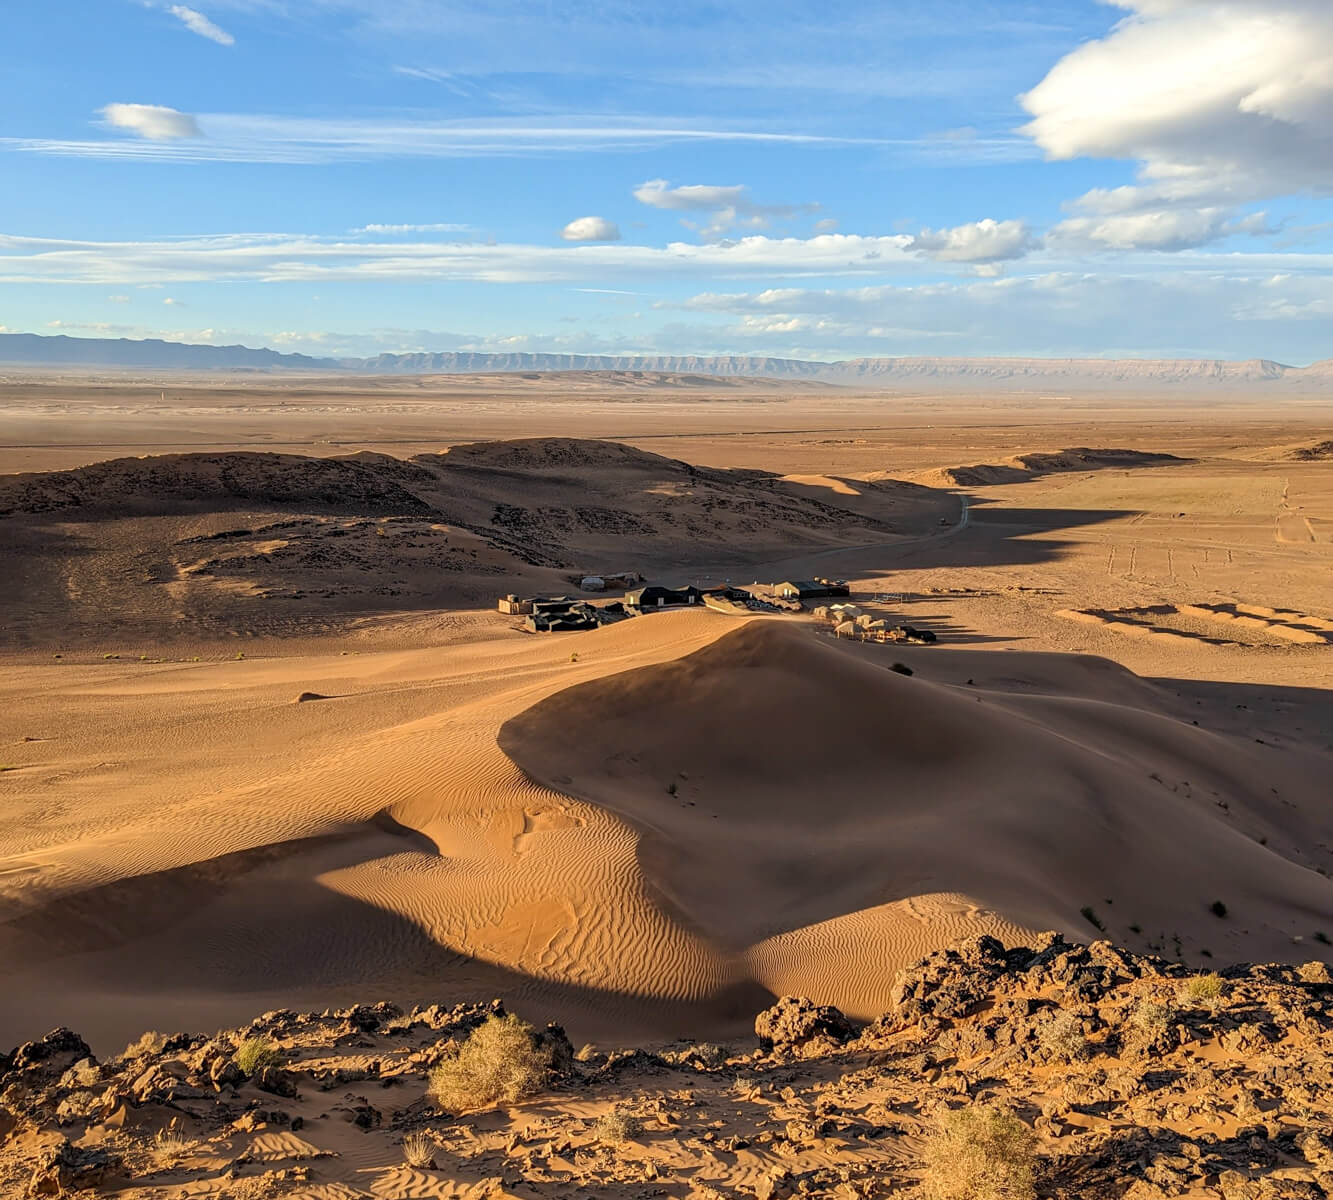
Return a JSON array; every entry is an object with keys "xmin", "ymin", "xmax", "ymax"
[
  {"xmin": 401, "ymin": 1130, "xmax": 437, "ymax": 1169},
  {"xmin": 921, "ymin": 1103, "xmax": 1036, "ymax": 1200},
  {"xmin": 428, "ymin": 1013, "xmax": 551, "ymax": 1113},
  {"xmin": 234, "ymin": 1036, "xmax": 282, "ymax": 1077}
]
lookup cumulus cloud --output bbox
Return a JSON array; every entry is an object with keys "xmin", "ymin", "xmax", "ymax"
[
  {"xmin": 99, "ymin": 103, "xmax": 201, "ymax": 141},
  {"xmin": 907, "ymin": 218, "xmax": 1035, "ymax": 263},
  {"xmin": 1020, "ymin": 0, "xmax": 1333, "ymax": 206},
  {"xmin": 633, "ymin": 179, "xmax": 819, "ymax": 238},
  {"xmin": 167, "ymin": 6, "xmax": 235, "ymax": 46},
  {"xmin": 560, "ymin": 216, "xmax": 622, "ymax": 242}
]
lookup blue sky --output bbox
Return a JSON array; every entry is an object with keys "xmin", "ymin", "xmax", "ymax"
[{"xmin": 3, "ymin": 0, "xmax": 1333, "ymax": 362}]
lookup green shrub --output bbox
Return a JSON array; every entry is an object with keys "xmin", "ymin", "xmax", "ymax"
[
  {"xmin": 234, "ymin": 1036, "xmax": 282, "ymax": 1076},
  {"xmin": 428, "ymin": 1014, "xmax": 550, "ymax": 1113},
  {"xmin": 921, "ymin": 1104, "xmax": 1036, "ymax": 1200},
  {"xmin": 1080, "ymin": 905, "xmax": 1105, "ymax": 932}
]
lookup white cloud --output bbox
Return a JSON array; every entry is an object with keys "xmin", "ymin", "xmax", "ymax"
[
  {"xmin": 0, "ymin": 229, "xmax": 918, "ymax": 286},
  {"xmin": 1020, "ymin": 1, "xmax": 1333, "ymax": 207},
  {"xmin": 634, "ymin": 180, "xmax": 750, "ymax": 212},
  {"xmin": 907, "ymin": 218, "xmax": 1035, "ymax": 263},
  {"xmin": 4, "ymin": 117, "xmax": 874, "ymax": 164},
  {"xmin": 108, "ymin": 294, "xmax": 130, "ymax": 303},
  {"xmin": 163, "ymin": 296, "xmax": 183, "ymax": 305},
  {"xmin": 633, "ymin": 178, "xmax": 819, "ymax": 238},
  {"xmin": 167, "ymin": 5, "xmax": 235, "ymax": 46},
  {"xmin": 675, "ymin": 270, "xmax": 1333, "ymax": 361},
  {"xmin": 1051, "ymin": 206, "xmax": 1271, "ymax": 252},
  {"xmin": 559, "ymin": 216, "xmax": 622, "ymax": 242},
  {"xmin": 99, "ymin": 103, "xmax": 201, "ymax": 141},
  {"xmin": 352, "ymin": 223, "xmax": 472, "ymax": 234},
  {"xmin": 814, "ymin": 218, "xmax": 840, "ymax": 233}
]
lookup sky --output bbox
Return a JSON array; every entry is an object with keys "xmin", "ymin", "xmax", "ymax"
[{"xmin": 2, "ymin": 0, "xmax": 1333, "ymax": 363}]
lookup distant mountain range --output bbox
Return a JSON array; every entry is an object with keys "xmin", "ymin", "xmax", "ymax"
[{"xmin": 3, "ymin": 331, "xmax": 1331, "ymax": 389}]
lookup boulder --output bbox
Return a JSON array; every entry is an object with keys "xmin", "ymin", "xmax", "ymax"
[
  {"xmin": 755, "ymin": 997, "xmax": 857, "ymax": 1054},
  {"xmin": 26, "ymin": 1140, "xmax": 119, "ymax": 1196}
]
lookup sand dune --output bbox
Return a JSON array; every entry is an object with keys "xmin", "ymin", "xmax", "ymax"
[{"xmin": 5, "ymin": 609, "xmax": 1332, "ymax": 1054}]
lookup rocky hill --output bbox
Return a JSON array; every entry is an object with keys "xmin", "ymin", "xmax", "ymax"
[
  {"xmin": 0, "ymin": 439, "xmax": 949, "ymax": 644},
  {"xmin": 4, "ymin": 933, "xmax": 1331, "ymax": 1198}
]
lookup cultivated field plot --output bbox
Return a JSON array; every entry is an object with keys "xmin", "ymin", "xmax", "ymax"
[{"xmin": 1057, "ymin": 603, "xmax": 1333, "ymax": 648}]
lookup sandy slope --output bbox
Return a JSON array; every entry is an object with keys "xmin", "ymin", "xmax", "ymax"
[{"xmin": 4, "ymin": 610, "xmax": 1332, "ymax": 1056}]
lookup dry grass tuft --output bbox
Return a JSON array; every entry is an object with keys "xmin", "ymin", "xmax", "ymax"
[
  {"xmin": 401, "ymin": 1130, "xmax": 437, "ymax": 1169},
  {"xmin": 428, "ymin": 1013, "xmax": 550, "ymax": 1113},
  {"xmin": 593, "ymin": 1107, "xmax": 645, "ymax": 1144},
  {"xmin": 1180, "ymin": 972, "xmax": 1227, "ymax": 1007},
  {"xmin": 921, "ymin": 1103, "xmax": 1036, "ymax": 1200},
  {"xmin": 122, "ymin": 1030, "xmax": 168, "ymax": 1060},
  {"xmin": 151, "ymin": 1124, "xmax": 199, "ymax": 1166},
  {"xmin": 234, "ymin": 1035, "xmax": 282, "ymax": 1076}
]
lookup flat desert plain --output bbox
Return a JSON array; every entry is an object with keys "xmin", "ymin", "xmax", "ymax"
[{"xmin": 2, "ymin": 372, "xmax": 1333, "ymax": 1197}]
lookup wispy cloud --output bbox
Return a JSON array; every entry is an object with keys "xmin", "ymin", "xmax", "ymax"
[
  {"xmin": 167, "ymin": 5, "xmax": 235, "ymax": 46},
  {"xmin": 3, "ymin": 112, "xmax": 882, "ymax": 164},
  {"xmin": 0, "ymin": 229, "xmax": 919, "ymax": 286},
  {"xmin": 351, "ymin": 223, "xmax": 473, "ymax": 234}
]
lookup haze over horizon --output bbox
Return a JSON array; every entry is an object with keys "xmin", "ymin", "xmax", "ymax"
[{"xmin": 5, "ymin": 1, "xmax": 1333, "ymax": 363}]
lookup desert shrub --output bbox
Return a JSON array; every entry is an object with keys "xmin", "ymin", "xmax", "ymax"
[
  {"xmin": 1128, "ymin": 998, "xmax": 1173, "ymax": 1046},
  {"xmin": 891, "ymin": 662, "xmax": 914, "ymax": 676},
  {"xmin": 593, "ymin": 1107, "xmax": 644, "ymax": 1144},
  {"xmin": 1037, "ymin": 1010, "xmax": 1088, "ymax": 1061},
  {"xmin": 234, "ymin": 1036, "xmax": 282, "ymax": 1077},
  {"xmin": 1210, "ymin": 900, "xmax": 1228, "ymax": 918},
  {"xmin": 1180, "ymin": 973, "xmax": 1226, "ymax": 1007},
  {"xmin": 921, "ymin": 1104, "xmax": 1036, "ymax": 1200},
  {"xmin": 1080, "ymin": 905, "xmax": 1105, "ymax": 932},
  {"xmin": 428, "ymin": 1013, "xmax": 550, "ymax": 1113},
  {"xmin": 574, "ymin": 1043, "xmax": 599, "ymax": 1062},
  {"xmin": 122, "ymin": 1030, "xmax": 167, "ymax": 1060},
  {"xmin": 401, "ymin": 1131, "xmax": 436, "ymax": 1169}
]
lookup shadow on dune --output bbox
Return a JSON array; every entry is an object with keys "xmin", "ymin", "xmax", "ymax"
[{"xmin": 0, "ymin": 810, "xmax": 773, "ymax": 1054}]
